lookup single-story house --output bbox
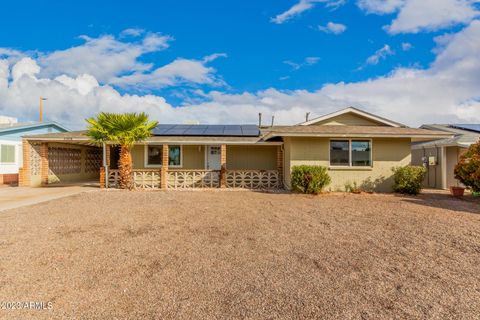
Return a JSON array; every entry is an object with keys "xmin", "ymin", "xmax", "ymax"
[
  {"xmin": 0, "ymin": 116, "xmax": 68, "ymax": 185},
  {"xmin": 412, "ymin": 124, "xmax": 480, "ymax": 189},
  {"xmin": 19, "ymin": 107, "xmax": 451, "ymax": 192}
]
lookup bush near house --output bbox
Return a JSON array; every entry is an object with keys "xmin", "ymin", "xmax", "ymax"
[
  {"xmin": 291, "ymin": 165, "xmax": 331, "ymax": 194},
  {"xmin": 392, "ymin": 165, "xmax": 426, "ymax": 195},
  {"xmin": 454, "ymin": 140, "xmax": 480, "ymax": 193}
]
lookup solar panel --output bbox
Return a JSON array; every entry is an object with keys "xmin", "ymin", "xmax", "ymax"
[
  {"xmin": 152, "ymin": 124, "xmax": 260, "ymax": 137},
  {"xmin": 450, "ymin": 124, "xmax": 480, "ymax": 133}
]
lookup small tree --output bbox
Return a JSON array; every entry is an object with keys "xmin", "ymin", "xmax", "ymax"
[
  {"xmin": 454, "ymin": 140, "xmax": 480, "ymax": 192},
  {"xmin": 86, "ymin": 112, "xmax": 158, "ymax": 190}
]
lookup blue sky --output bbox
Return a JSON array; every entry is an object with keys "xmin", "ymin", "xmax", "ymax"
[{"xmin": 0, "ymin": 0, "xmax": 479, "ymax": 128}]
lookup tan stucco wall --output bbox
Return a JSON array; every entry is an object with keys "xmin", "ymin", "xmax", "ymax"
[
  {"xmin": 310, "ymin": 113, "xmax": 383, "ymax": 126},
  {"xmin": 226, "ymin": 145, "xmax": 277, "ymax": 170},
  {"xmin": 132, "ymin": 144, "xmax": 205, "ymax": 169},
  {"xmin": 284, "ymin": 137, "xmax": 411, "ymax": 192}
]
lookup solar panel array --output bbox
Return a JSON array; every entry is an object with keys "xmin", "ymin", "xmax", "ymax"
[
  {"xmin": 152, "ymin": 124, "xmax": 260, "ymax": 137},
  {"xmin": 450, "ymin": 124, "xmax": 480, "ymax": 133}
]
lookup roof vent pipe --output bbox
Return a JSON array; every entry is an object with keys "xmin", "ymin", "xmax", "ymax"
[
  {"xmin": 271, "ymin": 115, "xmax": 275, "ymax": 127},
  {"xmin": 305, "ymin": 112, "xmax": 310, "ymax": 122},
  {"xmin": 258, "ymin": 113, "xmax": 262, "ymax": 127}
]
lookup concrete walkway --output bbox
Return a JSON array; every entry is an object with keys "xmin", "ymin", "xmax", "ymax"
[{"xmin": 0, "ymin": 182, "xmax": 99, "ymax": 212}]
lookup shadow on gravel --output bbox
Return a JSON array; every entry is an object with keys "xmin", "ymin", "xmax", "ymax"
[{"xmin": 399, "ymin": 192, "xmax": 480, "ymax": 215}]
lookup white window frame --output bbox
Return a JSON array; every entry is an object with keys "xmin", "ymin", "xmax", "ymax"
[
  {"xmin": 144, "ymin": 144, "xmax": 183, "ymax": 168},
  {"xmin": 0, "ymin": 143, "xmax": 16, "ymax": 164},
  {"xmin": 329, "ymin": 138, "xmax": 373, "ymax": 168}
]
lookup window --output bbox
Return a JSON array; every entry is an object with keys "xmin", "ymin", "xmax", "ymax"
[
  {"xmin": 351, "ymin": 140, "xmax": 371, "ymax": 166},
  {"xmin": 0, "ymin": 145, "xmax": 15, "ymax": 163},
  {"xmin": 146, "ymin": 145, "xmax": 182, "ymax": 167},
  {"xmin": 168, "ymin": 146, "xmax": 181, "ymax": 166},
  {"xmin": 147, "ymin": 146, "xmax": 162, "ymax": 165},
  {"xmin": 330, "ymin": 140, "xmax": 349, "ymax": 166},
  {"xmin": 330, "ymin": 140, "xmax": 371, "ymax": 167}
]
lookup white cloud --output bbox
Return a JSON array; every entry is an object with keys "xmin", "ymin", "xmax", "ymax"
[
  {"xmin": 388, "ymin": 0, "xmax": 479, "ymax": 33},
  {"xmin": 0, "ymin": 32, "xmax": 223, "ymax": 91},
  {"xmin": 11, "ymin": 57, "xmax": 40, "ymax": 81},
  {"xmin": 271, "ymin": 0, "xmax": 345, "ymax": 24},
  {"xmin": 120, "ymin": 28, "xmax": 145, "ymax": 37},
  {"xmin": 1, "ymin": 22, "xmax": 480, "ymax": 130},
  {"xmin": 111, "ymin": 57, "xmax": 224, "ymax": 89},
  {"xmin": 38, "ymin": 33, "xmax": 172, "ymax": 83},
  {"xmin": 401, "ymin": 42, "xmax": 413, "ymax": 51},
  {"xmin": 365, "ymin": 44, "xmax": 395, "ymax": 65},
  {"xmin": 318, "ymin": 21, "xmax": 347, "ymax": 34},
  {"xmin": 357, "ymin": 0, "xmax": 480, "ymax": 34},
  {"xmin": 357, "ymin": 0, "xmax": 405, "ymax": 14},
  {"xmin": 284, "ymin": 56, "xmax": 320, "ymax": 70}
]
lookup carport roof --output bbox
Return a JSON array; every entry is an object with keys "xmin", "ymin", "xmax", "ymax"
[{"xmin": 23, "ymin": 130, "xmax": 275, "ymax": 145}]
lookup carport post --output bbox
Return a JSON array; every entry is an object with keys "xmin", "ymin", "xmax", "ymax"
[{"xmin": 103, "ymin": 142, "xmax": 109, "ymax": 189}]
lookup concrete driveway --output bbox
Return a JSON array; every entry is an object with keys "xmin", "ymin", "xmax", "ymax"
[{"xmin": 0, "ymin": 182, "xmax": 99, "ymax": 212}]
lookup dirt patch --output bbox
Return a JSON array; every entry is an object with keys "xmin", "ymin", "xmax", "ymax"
[{"xmin": 0, "ymin": 191, "xmax": 479, "ymax": 319}]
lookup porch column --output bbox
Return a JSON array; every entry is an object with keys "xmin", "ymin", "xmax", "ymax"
[
  {"xmin": 277, "ymin": 145, "xmax": 284, "ymax": 188},
  {"xmin": 100, "ymin": 144, "xmax": 111, "ymax": 189},
  {"xmin": 40, "ymin": 142, "xmax": 49, "ymax": 186},
  {"xmin": 220, "ymin": 144, "xmax": 227, "ymax": 188},
  {"xmin": 160, "ymin": 144, "xmax": 169, "ymax": 189},
  {"xmin": 440, "ymin": 146, "xmax": 447, "ymax": 189},
  {"xmin": 19, "ymin": 139, "xmax": 32, "ymax": 187}
]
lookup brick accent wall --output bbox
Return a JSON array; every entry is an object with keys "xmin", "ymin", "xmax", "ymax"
[
  {"xmin": 40, "ymin": 143, "xmax": 49, "ymax": 186},
  {"xmin": 220, "ymin": 144, "xmax": 227, "ymax": 188},
  {"xmin": 277, "ymin": 145, "xmax": 284, "ymax": 188},
  {"xmin": 160, "ymin": 144, "xmax": 169, "ymax": 189},
  {"xmin": 19, "ymin": 139, "xmax": 32, "ymax": 187}
]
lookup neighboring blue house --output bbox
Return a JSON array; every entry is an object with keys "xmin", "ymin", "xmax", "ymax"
[{"xmin": 0, "ymin": 116, "xmax": 69, "ymax": 184}]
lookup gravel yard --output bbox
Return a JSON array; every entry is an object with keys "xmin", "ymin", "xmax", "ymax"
[{"xmin": 0, "ymin": 190, "xmax": 479, "ymax": 319}]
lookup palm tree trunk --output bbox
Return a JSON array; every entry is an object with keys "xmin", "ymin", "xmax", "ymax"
[{"xmin": 118, "ymin": 145, "xmax": 133, "ymax": 190}]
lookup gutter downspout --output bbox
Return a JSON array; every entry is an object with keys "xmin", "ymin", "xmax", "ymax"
[{"xmin": 103, "ymin": 142, "xmax": 109, "ymax": 189}]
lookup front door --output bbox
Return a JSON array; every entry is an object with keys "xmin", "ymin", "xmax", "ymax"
[{"xmin": 206, "ymin": 145, "xmax": 221, "ymax": 170}]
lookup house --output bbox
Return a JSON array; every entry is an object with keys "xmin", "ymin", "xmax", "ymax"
[
  {"xmin": 19, "ymin": 107, "xmax": 451, "ymax": 191},
  {"xmin": 0, "ymin": 116, "xmax": 68, "ymax": 185},
  {"xmin": 412, "ymin": 124, "xmax": 480, "ymax": 189}
]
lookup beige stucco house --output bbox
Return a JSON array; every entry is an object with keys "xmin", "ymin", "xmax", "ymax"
[
  {"xmin": 412, "ymin": 124, "xmax": 480, "ymax": 189},
  {"xmin": 19, "ymin": 107, "xmax": 450, "ymax": 192}
]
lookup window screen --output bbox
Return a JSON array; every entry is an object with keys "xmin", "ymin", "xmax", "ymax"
[{"xmin": 147, "ymin": 146, "xmax": 162, "ymax": 165}]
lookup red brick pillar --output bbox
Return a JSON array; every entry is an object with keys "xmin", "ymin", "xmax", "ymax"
[
  {"xmin": 220, "ymin": 144, "xmax": 227, "ymax": 188},
  {"xmin": 40, "ymin": 142, "xmax": 49, "ymax": 186},
  {"xmin": 160, "ymin": 144, "xmax": 169, "ymax": 189},
  {"xmin": 99, "ymin": 167, "xmax": 105, "ymax": 189},
  {"xmin": 277, "ymin": 145, "xmax": 284, "ymax": 188},
  {"xmin": 19, "ymin": 139, "xmax": 32, "ymax": 187}
]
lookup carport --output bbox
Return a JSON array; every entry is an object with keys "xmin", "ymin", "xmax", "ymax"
[{"xmin": 19, "ymin": 131, "xmax": 102, "ymax": 187}]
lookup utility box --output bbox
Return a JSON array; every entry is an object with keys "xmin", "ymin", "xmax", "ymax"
[{"xmin": 428, "ymin": 156, "xmax": 437, "ymax": 166}]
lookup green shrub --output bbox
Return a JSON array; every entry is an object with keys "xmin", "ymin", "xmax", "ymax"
[
  {"xmin": 454, "ymin": 140, "xmax": 480, "ymax": 192},
  {"xmin": 344, "ymin": 181, "xmax": 361, "ymax": 193},
  {"xmin": 392, "ymin": 165, "xmax": 426, "ymax": 195},
  {"xmin": 291, "ymin": 165, "xmax": 331, "ymax": 194}
]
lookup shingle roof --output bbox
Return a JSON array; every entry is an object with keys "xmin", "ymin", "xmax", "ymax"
[{"xmin": 262, "ymin": 125, "xmax": 452, "ymax": 139}]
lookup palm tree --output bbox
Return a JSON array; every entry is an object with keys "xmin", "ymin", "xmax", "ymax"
[{"xmin": 86, "ymin": 112, "xmax": 158, "ymax": 189}]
